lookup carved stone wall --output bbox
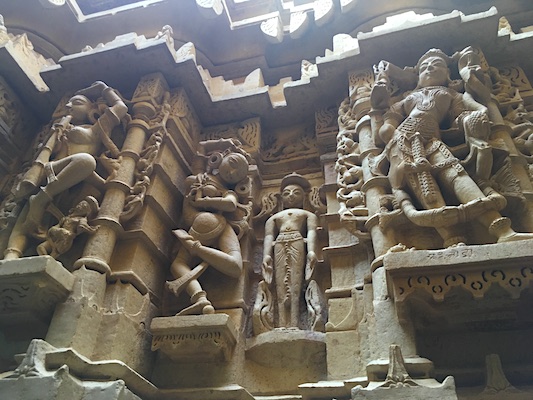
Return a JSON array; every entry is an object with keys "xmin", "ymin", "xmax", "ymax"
[{"xmin": 1, "ymin": 3, "xmax": 533, "ymax": 400}]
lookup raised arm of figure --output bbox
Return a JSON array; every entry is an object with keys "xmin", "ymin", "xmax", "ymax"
[{"xmin": 190, "ymin": 192, "xmax": 238, "ymax": 212}]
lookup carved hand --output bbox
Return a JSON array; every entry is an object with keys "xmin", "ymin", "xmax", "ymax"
[
  {"xmin": 463, "ymin": 68, "xmax": 491, "ymax": 104},
  {"xmin": 305, "ymin": 251, "xmax": 318, "ymax": 282},
  {"xmin": 262, "ymin": 255, "xmax": 274, "ymax": 285},
  {"xmin": 173, "ymin": 229, "xmax": 202, "ymax": 254},
  {"xmin": 76, "ymin": 81, "xmax": 108, "ymax": 99},
  {"xmin": 379, "ymin": 122, "xmax": 396, "ymax": 144},
  {"xmin": 370, "ymin": 81, "xmax": 391, "ymax": 110}
]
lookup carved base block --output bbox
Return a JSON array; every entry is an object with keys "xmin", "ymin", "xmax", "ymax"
[
  {"xmin": 366, "ymin": 356, "xmax": 434, "ymax": 381},
  {"xmin": 150, "ymin": 314, "xmax": 238, "ymax": 362},
  {"xmin": 351, "ymin": 376, "xmax": 458, "ymax": 399},
  {"xmin": 245, "ymin": 328, "xmax": 326, "ymax": 368},
  {"xmin": 0, "ymin": 256, "xmax": 74, "ymax": 326},
  {"xmin": 384, "ymin": 242, "xmax": 533, "ymax": 302}
]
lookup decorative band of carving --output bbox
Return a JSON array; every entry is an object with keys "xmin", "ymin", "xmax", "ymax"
[{"xmin": 390, "ymin": 264, "xmax": 533, "ymax": 302}]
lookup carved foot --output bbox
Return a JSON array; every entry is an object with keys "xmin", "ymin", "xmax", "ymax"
[
  {"xmin": 497, "ymin": 232, "xmax": 533, "ymax": 243},
  {"xmin": 23, "ymin": 191, "xmax": 52, "ymax": 233},
  {"xmin": 490, "ymin": 217, "xmax": 533, "ymax": 243},
  {"xmin": 177, "ymin": 291, "xmax": 214, "ymax": 316}
]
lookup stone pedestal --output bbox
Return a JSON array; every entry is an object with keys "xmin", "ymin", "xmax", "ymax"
[
  {"xmin": 245, "ymin": 328, "xmax": 325, "ymax": 368},
  {"xmin": 150, "ymin": 314, "xmax": 238, "ymax": 362},
  {"xmin": 351, "ymin": 376, "xmax": 458, "ymax": 399},
  {"xmin": 0, "ymin": 256, "xmax": 74, "ymax": 327}
]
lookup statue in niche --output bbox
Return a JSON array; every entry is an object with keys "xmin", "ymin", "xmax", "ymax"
[
  {"xmin": 253, "ymin": 173, "xmax": 325, "ymax": 333},
  {"xmin": 166, "ymin": 139, "xmax": 252, "ymax": 315},
  {"xmin": 3, "ymin": 81, "xmax": 128, "ymax": 260},
  {"xmin": 365, "ymin": 48, "xmax": 533, "ymax": 247}
]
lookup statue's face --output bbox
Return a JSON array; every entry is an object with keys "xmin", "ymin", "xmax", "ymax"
[
  {"xmin": 66, "ymin": 95, "xmax": 92, "ymax": 124},
  {"xmin": 281, "ymin": 184, "xmax": 304, "ymax": 209},
  {"xmin": 70, "ymin": 200, "xmax": 90, "ymax": 216},
  {"xmin": 418, "ymin": 56, "xmax": 449, "ymax": 87},
  {"xmin": 218, "ymin": 153, "xmax": 248, "ymax": 184}
]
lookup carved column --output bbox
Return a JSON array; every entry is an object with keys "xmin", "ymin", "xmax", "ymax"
[
  {"xmin": 47, "ymin": 75, "xmax": 168, "ymax": 369},
  {"xmin": 74, "ymin": 75, "xmax": 165, "ymax": 280}
]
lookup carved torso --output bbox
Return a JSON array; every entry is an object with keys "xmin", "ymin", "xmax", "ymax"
[
  {"xmin": 269, "ymin": 208, "xmax": 314, "ymax": 236},
  {"xmin": 395, "ymin": 86, "xmax": 461, "ymax": 140},
  {"xmin": 54, "ymin": 124, "xmax": 101, "ymax": 159}
]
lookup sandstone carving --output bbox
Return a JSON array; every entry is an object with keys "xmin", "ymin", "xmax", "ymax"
[
  {"xmin": 253, "ymin": 173, "xmax": 325, "ymax": 333},
  {"xmin": 3, "ymin": 81, "xmax": 127, "ymax": 260},
  {"xmin": 166, "ymin": 138, "xmax": 252, "ymax": 315},
  {"xmin": 36, "ymin": 196, "xmax": 99, "ymax": 258},
  {"xmin": 339, "ymin": 47, "xmax": 533, "ymax": 250}
]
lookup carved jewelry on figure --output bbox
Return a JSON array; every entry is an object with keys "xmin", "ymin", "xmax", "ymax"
[
  {"xmin": 337, "ymin": 47, "xmax": 533, "ymax": 250},
  {"xmin": 2, "ymin": 81, "xmax": 128, "ymax": 260},
  {"xmin": 166, "ymin": 139, "xmax": 252, "ymax": 316}
]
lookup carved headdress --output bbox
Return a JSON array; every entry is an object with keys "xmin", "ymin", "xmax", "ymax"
[
  {"xmin": 415, "ymin": 48, "xmax": 453, "ymax": 71},
  {"xmin": 280, "ymin": 172, "xmax": 311, "ymax": 192}
]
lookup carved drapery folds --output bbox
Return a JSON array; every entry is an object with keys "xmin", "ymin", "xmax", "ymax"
[{"xmin": 252, "ymin": 173, "xmax": 326, "ymax": 334}]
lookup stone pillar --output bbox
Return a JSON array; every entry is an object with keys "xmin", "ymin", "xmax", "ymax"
[{"xmin": 47, "ymin": 75, "xmax": 169, "ymax": 371}]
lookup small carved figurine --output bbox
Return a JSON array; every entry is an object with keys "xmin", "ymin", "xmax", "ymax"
[
  {"xmin": 36, "ymin": 196, "xmax": 99, "ymax": 258},
  {"xmin": 166, "ymin": 139, "xmax": 251, "ymax": 315}
]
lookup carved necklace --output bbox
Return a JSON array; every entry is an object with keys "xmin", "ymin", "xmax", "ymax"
[{"xmin": 407, "ymin": 86, "xmax": 449, "ymax": 111}]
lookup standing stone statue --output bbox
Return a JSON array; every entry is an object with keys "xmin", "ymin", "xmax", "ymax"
[
  {"xmin": 371, "ymin": 48, "xmax": 533, "ymax": 247},
  {"xmin": 4, "ymin": 81, "xmax": 127, "ymax": 260},
  {"xmin": 166, "ymin": 139, "xmax": 251, "ymax": 315},
  {"xmin": 253, "ymin": 173, "xmax": 324, "ymax": 333}
]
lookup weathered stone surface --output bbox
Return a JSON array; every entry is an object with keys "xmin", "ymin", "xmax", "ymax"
[
  {"xmin": 151, "ymin": 314, "xmax": 238, "ymax": 362},
  {"xmin": 385, "ymin": 242, "xmax": 533, "ymax": 301},
  {"xmin": 246, "ymin": 329, "xmax": 325, "ymax": 368},
  {"xmin": 0, "ymin": 255, "xmax": 73, "ymax": 325},
  {"xmin": 3, "ymin": 3, "xmax": 533, "ymax": 399},
  {"xmin": 351, "ymin": 376, "xmax": 458, "ymax": 399}
]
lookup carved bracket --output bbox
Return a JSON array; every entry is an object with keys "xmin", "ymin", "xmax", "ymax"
[
  {"xmin": 384, "ymin": 242, "xmax": 533, "ymax": 302},
  {"xmin": 0, "ymin": 255, "xmax": 74, "ymax": 325},
  {"xmin": 150, "ymin": 314, "xmax": 238, "ymax": 362}
]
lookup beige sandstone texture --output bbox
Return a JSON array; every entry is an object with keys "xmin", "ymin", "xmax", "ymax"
[{"xmin": 0, "ymin": 1, "xmax": 533, "ymax": 399}]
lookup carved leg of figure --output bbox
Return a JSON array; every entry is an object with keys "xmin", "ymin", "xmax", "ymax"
[
  {"xmin": 406, "ymin": 167, "xmax": 467, "ymax": 246},
  {"xmin": 174, "ymin": 224, "xmax": 243, "ymax": 279},
  {"xmin": 442, "ymin": 167, "xmax": 533, "ymax": 242},
  {"xmin": 274, "ymin": 235, "xmax": 304, "ymax": 328},
  {"xmin": 36, "ymin": 240, "xmax": 52, "ymax": 256},
  {"xmin": 177, "ymin": 290, "xmax": 214, "ymax": 315},
  {"xmin": 24, "ymin": 154, "xmax": 96, "ymax": 232},
  {"xmin": 166, "ymin": 260, "xmax": 208, "ymax": 297},
  {"xmin": 4, "ymin": 203, "xmax": 30, "ymax": 259},
  {"xmin": 169, "ymin": 249, "xmax": 213, "ymax": 315}
]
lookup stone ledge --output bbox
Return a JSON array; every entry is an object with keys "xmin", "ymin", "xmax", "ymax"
[
  {"xmin": 246, "ymin": 328, "xmax": 325, "ymax": 368},
  {"xmin": 150, "ymin": 314, "xmax": 238, "ymax": 362},
  {"xmin": 352, "ymin": 376, "xmax": 458, "ymax": 399},
  {"xmin": 384, "ymin": 241, "xmax": 533, "ymax": 302},
  {"xmin": 0, "ymin": 255, "xmax": 74, "ymax": 326}
]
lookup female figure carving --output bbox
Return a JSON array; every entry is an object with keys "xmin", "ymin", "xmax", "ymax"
[
  {"xmin": 166, "ymin": 139, "xmax": 251, "ymax": 315},
  {"xmin": 4, "ymin": 81, "xmax": 127, "ymax": 259},
  {"xmin": 374, "ymin": 49, "xmax": 533, "ymax": 246}
]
